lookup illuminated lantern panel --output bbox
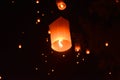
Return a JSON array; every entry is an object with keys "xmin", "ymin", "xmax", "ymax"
[
  {"xmin": 49, "ymin": 17, "xmax": 72, "ymax": 52},
  {"xmin": 56, "ymin": 0, "xmax": 66, "ymax": 10}
]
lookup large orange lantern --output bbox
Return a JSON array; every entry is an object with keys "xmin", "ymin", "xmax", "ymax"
[
  {"xmin": 49, "ymin": 17, "xmax": 72, "ymax": 52},
  {"xmin": 56, "ymin": 0, "xmax": 66, "ymax": 10}
]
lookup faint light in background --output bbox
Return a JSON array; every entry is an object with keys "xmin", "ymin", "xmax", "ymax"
[
  {"xmin": 21, "ymin": 32, "xmax": 24, "ymax": 34},
  {"xmin": 86, "ymin": 49, "xmax": 90, "ymax": 54},
  {"xmin": 51, "ymin": 69, "xmax": 54, "ymax": 72},
  {"xmin": 62, "ymin": 54, "xmax": 66, "ymax": 58},
  {"xmin": 105, "ymin": 42, "xmax": 109, "ymax": 47},
  {"xmin": 37, "ymin": 11, "xmax": 40, "ymax": 13},
  {"xmin": 109, "ymin": 72, "xmax": 112, "ymax": 75},
  {"xmin": 76, "ymin": 61, "xmax": 79, "ymax": 64},
  {"xmin": 45, "ymin": 55, "xmax": 47, "ymax": 58},
  {"xmin": 76, "ymin": 55, "xmax": 79, "ymax": 58},
  {"xmin": 18, "ymin": 44, "xmax": 22, "ymax": 49},
  {"xmin": 36, "ymin": 0, "xmax": 39, "ymax": 4},
  {"xmin": 115, "ymin": 0, "xmax": 119, "ymax": 3},
  {"xmin": 78, "ymin": 53, "xmax": 80, "ymax": 55},
  {"xmin": 82, "ymin": 58, "xmax": 85, "ymax": 61},
  {"xmin": 46, "ymin": 38, "xmax": 49, "ymax": 42},
  {"xmin": 45, "ymin": 60, "xmax": 48, "ymax": 63},
  {"xmin": 12, "ymin": 0, "xmax": 14, "ymax": 3},
  {"xmin": 0, "ymin": 76, "xmax": 2, "ymax": 79},
  {"xmin": 42, "ymin": 13, "xmax": 45, "ymax": 16},
  {"xmin": 35, "ymin": 67, "xmax": 38, "ymax": 71},
  {"xmin": 41, "ymin": 53, "xmax": 44, "ymax": 56},
  {"xmin": 48, "ymin": 73, "xmax": 50, "ymax": 75}
]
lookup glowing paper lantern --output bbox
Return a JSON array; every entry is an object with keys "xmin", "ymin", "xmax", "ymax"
[
  {"xmin": 56, "ymin": 0, "xmax": 66, "ymax": 10},
  {"xmin": 75, "ymin": 43, "xmax": 81, "ymax": 52},
  {"xmin": 49, "ymin": 17, "xmax": 72, "ymax": 52}
]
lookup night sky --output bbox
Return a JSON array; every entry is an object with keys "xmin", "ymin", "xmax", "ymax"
[{"xmin": 0, "ymin": 0, "xmax": 120, "ymax": 80}]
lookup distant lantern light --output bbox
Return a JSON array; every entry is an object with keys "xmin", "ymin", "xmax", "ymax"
[
  {"xmin": 56, "ymin": 0, "xmax": 66, "ymax": 10},
  {"xmin": 0, "ymin": 76, "xmax": 2, "ymax": 79},
  {"xmin": 49, "ymin": 17, "xmax": 72, "ymax": 52},
  {"xmin": 37, "ymin": 11, "xmax": 40, "ymax": 13},
  {"xmin": 75, "ymin": 44, "xmax": 81, "ymax": 52},
  {"xmin": 48, "ymin": 30, "xmax": 51, "ymax": 34},
  {"xmin": 115, "ymin": 0, "xmax": 119, "ymax": 3},
  {"xmin": 62, "ymin": 54, "xmax": 66, "ymax": 58},
  {"xmin": 18, "ymin": 44, "xmax": 22, "ymax": 49},
  {"xmin": 36, "ymin": 0, "xmax": 39, "ymax": 4},
  {"xmin": 12, "ymin": 0, "xmax": 14, "ymax": 3},
  {"xmin": 86, "ymin": 49, "xmax": 90, "ymax": 54},
  {"xmin": 105, "ymin": 42, "xmax": 109, "ymax": 47},
  {"xmin": 76, "ymin": 61, "xmax": 79, "ymax": 64},
  {"xmin": 37, "ymin": 18, "xmax": 40, "ymax": 23},
  {"xmin": 42, "ymin": 13, "xmax": 45, "ymax": 16}
]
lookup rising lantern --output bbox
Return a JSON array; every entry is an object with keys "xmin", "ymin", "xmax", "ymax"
[
  {"xmin": 56, "ymin": 0, "xmax": 66, "ymax": 10},
  {"xmin": 49, "ymin": 17, "xmax": 72, "ymax": 52}
]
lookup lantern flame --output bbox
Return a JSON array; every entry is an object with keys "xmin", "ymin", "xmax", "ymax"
[{"xmin": 58, "ymin": 40, "xmax": 63, "ymax": 48}]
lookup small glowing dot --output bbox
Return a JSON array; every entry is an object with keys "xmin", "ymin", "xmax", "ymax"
[
  {"xmin": 86, "ymin": 49, "xmax": 90, "ymax": 54},
  {"xmin": 109, "ymin": 72, "xmax": 112, "ymax": 75},
  {"xmin": 45, "ymin": 60, "xmax": 47, "ymax": 63},
  {"xmin": 12, "ymin": 1, "xmax": 14, "ymax": 3},
  {"xmin": 36, "ymin": 21, "xmax": 38, "ymax": 24},
  {"xmin": 76, "ymin": 55, "xmax": 79, "ymax": 58},
  {"xmin": 42, "ymin": 13, "xmax": 45, "ymax": 16},
  {"xmin": 48, "ymin": 73, "xmax": 50, "ymax": 75},
  {"xmin": 51, "ymin": 51, "xmax": 53, "ymax": 53},
  {"xmin": 37, "ymin": 11, "xmax": 40, "ymax": 13},
  {"xmin": 21, "ymin": 32, "xmax": 24, "ymax": 34},
  {"xmin": 35, "ymin": 67, "xmax": 38, "ymax": 70},
  {"xmin": 46, "ymin": 38, "xmax": 48, "ymax": 42},
  {"xmin": 37, "ymin": 19, "xmax": 40, "ymax": 23},
  {"xmin": 48, "ymin": 30, "xmax": 51, "ymax": 34},
  {"xmin": 116, "ymin": 0, "xmax": 119, "ymax": 3},
  {"xmin": 45, "ymin": 55, "xmax": 47, "ymax": 58},
  {"xmin": 78, "ymin": 53, "xmax": 80, "ymax": 55},
  {"xmin": 105, "ymin": 42, "xmax": 109, "ymax": 47},
  {"xmin": 76, "ymin": 61, "xmax": 79, "ymax": 64},
  {"xmin": 51, "ymin": 69, "xmax": 54, "ymax": 72},
  {"xmin": 36, "ymin": 0, "xmax": 39, "ymax": 4},
  {"xmin": 41, "ymin": 53, "xmax": 44, "ymax": 56},
  {"xmin": 18, "ymin": 44, "xmax": 22, "ymax": 48},
  {"xmin": 0, "ymin": 76, "xmax": 2, "ymax": 79},
  {"xmin": 62, "ymin": 54, "xmax": 66, "ymax": 58},
  {"xmin": 82, "ymin": 58, "xmax": 85, "ymax": 61}
]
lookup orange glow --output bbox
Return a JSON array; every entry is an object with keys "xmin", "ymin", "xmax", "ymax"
[
  {"xmin": 75, "ymin": 44, "xmax": 81, "ymax": 52},
  {"xmin": 49, "ymin": 17, "xmax": 72, "ymax": 52},
  {"xmin": 36, "ymin": 0, "xmax": 39, "ymax": 4},
  {"xmin": 86, "ymin": 49, "xmax": 90, "ymax": 54},
  {"xmin": 105, "ymin": 42, "xmax": 109, "ymax": 47},
  {"xmin": 56, "ymin": 0, "xmax": 66, "ymax": 10},
  {"xmin": 18, "ymin": 44, "xmax": 22, "ymax": 48}
]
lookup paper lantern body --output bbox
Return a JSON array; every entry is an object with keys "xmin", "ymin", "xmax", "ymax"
[
  {"xmin": 56, "ymin": 0, "xmax": 66, "ymax": 10},
  {"xmin": 49, "ymin": 17, "xmax": 72, "ymax": 52}
]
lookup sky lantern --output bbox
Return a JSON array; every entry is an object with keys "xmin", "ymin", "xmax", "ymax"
[
  {"xmin": 49, "ymin": 17, "xmax": 72, "ymax": 52},
  {"xmin": 75, "ymin": 43, "xmax": 81, "ymax": 52},
  {"xmin": 56, "ymin": 0, "xmax": 66, "ymax": 10}
]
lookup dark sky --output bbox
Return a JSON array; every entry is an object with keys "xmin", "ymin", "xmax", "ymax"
[{"xmin": 0, "ymin": 0, "xmax": 120, "ymax": 80}]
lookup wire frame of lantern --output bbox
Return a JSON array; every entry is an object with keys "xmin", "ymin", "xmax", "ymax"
[
  {"xmin": 49, "ymin": 17, "xmax": 72, "ymax": 52},
  {"xmin": 56, "ymin": 0, "xmax": 67, "ymax": 10}
]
